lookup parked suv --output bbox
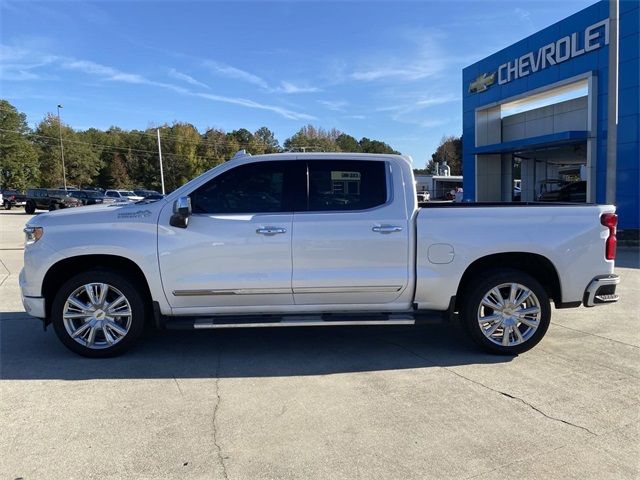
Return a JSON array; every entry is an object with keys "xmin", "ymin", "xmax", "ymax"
[
  {"xmin": 2, "ymin": 189, "xmax": 27, "ymax": 210},
  {"xmin": 104, "ymin": 190, "xmax": 144, "ymax": 202},
  {"xmin": 25, "ymin": 189, "xmax": 82, "ymax": 214},
  {"xmin": 69, "ymin": 190, "xmax": 115, "ymax": 206}
]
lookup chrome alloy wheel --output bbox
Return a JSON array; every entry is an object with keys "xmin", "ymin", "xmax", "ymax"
[
  {"xmin": 477, "ymin": 282, "xmax": 542, "ymax": 347},
  {"xmin": 62, "ymin": 283, "xmax": 133, "ymax": 349}
]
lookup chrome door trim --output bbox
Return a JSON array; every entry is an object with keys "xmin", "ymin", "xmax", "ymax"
[
  {"xmin": 173, "ymin": 288, "xmax": 292, "ymax": 296},
  {"xmin": 293, "ymin": 285, "xmax": 403, "ymax": 294}
]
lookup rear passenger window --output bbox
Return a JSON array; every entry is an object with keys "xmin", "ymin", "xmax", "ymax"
[{"xmin": 307, "ymin": 160, "xmax": 387, "ymax": 211}]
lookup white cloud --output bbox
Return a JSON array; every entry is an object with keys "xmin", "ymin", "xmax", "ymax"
[
  {"xmin": 168, "ymin": 68, "xmax": 209, "ymax": 88},
  {"xmin": 347, "ymin": 30, "xmax": 462, "ymax": 83},
  {"xmin": 0, "ymin": 44, "xmax": 59, "ymax": 81},
  {"xmin": 378, "ymin": 93, "xmax": 459, "ymax": 115},
  {"xmin": 318, "ymin": 99, "xmax": 347, "ymax": 111},
  {"xmin": 60, "ymin": 59, "xmax": 148, "ymax": 84},
  {"xmin": 0, "ymin": 44, "xmax": 314, "ymax": 121},
  {"xmin": 194, "ymin": 92, "xmax": 315, "ymax": 121},
  {"xmin": 202, "ymin": 60, "xmax": 268, "ymax": 89},
  {"xmin": 276, "ymin": 81, "xmax": 319, "ymax": 94}
]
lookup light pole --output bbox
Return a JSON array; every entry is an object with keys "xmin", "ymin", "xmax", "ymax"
[
  {"xmin": 57, "ymin": 104, "xmax": 67, "ymax": 190},
  {"xmin": 157, "ymin": 129, "xmax": 165, "ymax": 195}
]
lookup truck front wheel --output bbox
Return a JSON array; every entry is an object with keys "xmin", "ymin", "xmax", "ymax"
[
  {"xmin": 460, "ymin": 270, "xmax": 551, "ymax": 355},
  {"xmin": 25, "ymin": 201, "xmax": 36, "ymax": 214},
  {"xmin": 51, "ymin": 269, "xmax": 146, "ymax": 357}
]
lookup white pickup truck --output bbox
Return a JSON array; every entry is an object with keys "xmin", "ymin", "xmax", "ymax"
[{"xmin": 20, "ymin": 152, "xmax": 620, "ymax": 357}]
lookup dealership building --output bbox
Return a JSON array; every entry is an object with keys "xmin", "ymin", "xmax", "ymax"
[{"xmin": 462, "ymin": 0, "xmax": 639, "ymax": 233}]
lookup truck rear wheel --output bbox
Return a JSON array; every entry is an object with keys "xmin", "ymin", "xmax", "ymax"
[
  {"xmin": 51, "ymin": 269, "xmax": 146, "ymax": 357},
  {"xmin": 4, "ymin": 200, "xmax": 11, "ymax": 210},
  {"xmin": 25, "ymin": 201, "xmax": 35, "ymax": 214},
  {"xmin": 460, "ymin": 269, "xmax": 551, "ymax": 355}
]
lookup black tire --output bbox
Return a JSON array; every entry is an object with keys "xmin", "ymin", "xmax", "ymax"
[
  {"xmin": 49, "ymin": 202, "xmax": 60, "ymax": 211},
  {"xmin": 25, "ymin": 201, "xmax": 36, "ymax": 214},
  {"xmin": 4, "ymin": 201, "xmax": 11, "ymax": 210},
  {"xmin": 51, "ymin": 269, "xmax": 147, "ymax": 357},
  {"xmin": 460, "ymin": 269, "xmax": 551, "ymax": 355}
]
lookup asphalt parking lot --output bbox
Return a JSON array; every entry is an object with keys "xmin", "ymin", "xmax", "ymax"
[{"xmin": 1, "ymin": 208, "xmax": 639, "ymax": 480}]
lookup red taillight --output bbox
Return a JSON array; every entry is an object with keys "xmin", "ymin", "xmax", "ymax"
[{"xmin": 601, "ymin": 213, "xmax": 618, "ymax": 260}]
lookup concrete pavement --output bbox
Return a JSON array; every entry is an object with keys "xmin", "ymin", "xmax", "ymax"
[{"xmin": 1, "ymin": 208, "xmax": 639, "ymax": 479}]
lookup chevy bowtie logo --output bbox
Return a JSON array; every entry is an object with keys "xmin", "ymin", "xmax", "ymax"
[{"xmin": 469, "ymin": 71, "xmax": 496, "ymax": 93}]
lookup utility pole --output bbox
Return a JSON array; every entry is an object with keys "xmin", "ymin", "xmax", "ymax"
[
  {"xmin": 157, "ymin": 129, "xmax": 165, "ymax": 195},
  {"xmin": 57, "ymin": 105, "xmax": 67, "ymax": 190}
]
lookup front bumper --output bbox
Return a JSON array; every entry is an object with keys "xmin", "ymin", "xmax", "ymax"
[
  {"xmin": 583, "ymin": 274, "xmax": 620, "ymax": 307},
  {"xmin": 19, "ymin": 268, "xmax": 46, "ymax": 318}
]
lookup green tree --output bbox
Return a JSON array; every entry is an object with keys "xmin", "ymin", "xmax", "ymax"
[
  {"xmin": 427, "ymin": 135, "xmax": 462, "ymax": 175},
  {"xmin": 160, "ymin": 123, "xmax": 203, "ymax": 191},
  {"xmin": 33, "ymin": 114, "xmax": 101, "ymax": 187},
  {"xmin": 102, "ymin": 153, "xmax": 132, "ymax": 188},
  {"xmin": 0, "ymin": 99, "xmax": 39, "ymax": 190},
  {"xmin": 358, "ymin": 137, "xmax": 399, "ymax": 154},
  {"xmin": 283, "ymin": 125, "xmax": 340, "ymax": 152},
  {"xmin": 335, "ymin": 134, "xmax": 361, "ymax": 152},
  {"xmin": 254, "ymin": 127, "xmax": 280, "ymax": 153},
  {"xmin": 198, "ymin": 128, "xmax": 228, "ymax": 169}
]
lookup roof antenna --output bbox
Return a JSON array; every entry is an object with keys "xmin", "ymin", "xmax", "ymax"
[{"xmin": 231, "ymin": 149, "xmax": 251, "ymax": 160}]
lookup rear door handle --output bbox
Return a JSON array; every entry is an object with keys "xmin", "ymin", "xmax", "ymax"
[
  {"xmin": 372, "ymin": 225, "xmax": 403, "ymax": 233},
  {"xmin": 256, "ymin": 227, "xmax": 287, "ymax": 235}
]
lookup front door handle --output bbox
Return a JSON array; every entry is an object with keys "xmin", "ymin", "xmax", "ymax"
[
  {"xmin": 372, "ymin": 225, "xmax": 403, "ymax": 233},
  {"xmin": 256, "ymin": 227, "xmax": 287, "ymax": 235}
]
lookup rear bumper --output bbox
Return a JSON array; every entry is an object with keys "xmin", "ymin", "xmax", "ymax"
[{"xmin": 583, "ymin": 274, "xmax": 620, "ymax": 307}]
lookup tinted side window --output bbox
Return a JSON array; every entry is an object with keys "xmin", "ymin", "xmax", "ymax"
[
  {"xmin": 307, "ymin": 160, "xmax": 387, "ymax": 211},
  {"xmin": 191, "ymin": 161, "xmax": 304, "ymax": 214},
  {"xmin": 106, "ymin": 191, "xmax": 118, "ymax": 197}
]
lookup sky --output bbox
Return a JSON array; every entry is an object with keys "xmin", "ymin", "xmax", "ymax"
[{"xmin": 1, "ymin": 0, "xmax": 595, "ymax": 167}]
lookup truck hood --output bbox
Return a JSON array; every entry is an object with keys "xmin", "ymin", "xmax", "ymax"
[{"xmin": 27, "ymin": 200, "xmax": 166, "ymax": 228}]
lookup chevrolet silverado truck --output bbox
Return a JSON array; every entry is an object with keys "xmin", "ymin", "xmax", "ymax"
[{"xmin": 20, "ymin": 152, "xmax": 620, "ymax": 357}]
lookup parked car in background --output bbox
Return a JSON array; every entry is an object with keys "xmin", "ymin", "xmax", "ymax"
[
  {"xmin": 539, "ymin": 181, "xmax": 586, "ymax": 203},
  {"xmin": 25, "ymin": 188, "xmax": 82, "ymax": 213},
  {"xmin": 134, "ymin": 189, "xmax": 163, "ymax": 198},
  {"xmin": 69, "ymin": 190, "xmax": 116, "ymax": 206},
  {"xmin": 104, "ymin": 190, "xmax": 144, "ymax": 202},
  {"xmin": 2, "ymin": 189, "xmax": 27, "ymax": 210}
]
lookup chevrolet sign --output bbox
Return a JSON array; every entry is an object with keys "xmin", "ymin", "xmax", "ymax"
[
  {"xmin": 469, "ymin": 71, "xmax": 496, "ymax": 93},
  {"xmin": 498, "ymin": 19, "xmax": 609, "ymax": 85}
]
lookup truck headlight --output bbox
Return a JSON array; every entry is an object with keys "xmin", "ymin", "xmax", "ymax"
[{"xmin": 24, "ymin": 226, "xmax": 43, "ymax": 245}]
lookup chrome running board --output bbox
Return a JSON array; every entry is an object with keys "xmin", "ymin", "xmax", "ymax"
[{"xmin": 163, "ymin": 313, "xmax": 422, "ymax": 330}]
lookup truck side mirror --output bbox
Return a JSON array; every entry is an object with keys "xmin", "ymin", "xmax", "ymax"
[{"xmin": 170, "ymin": 196, "xmax": 192, "ymax": 228}]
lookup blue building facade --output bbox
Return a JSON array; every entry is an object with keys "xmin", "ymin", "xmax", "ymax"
[{"xmin": 462, "ymin": 0, "xmax": 638, "ymax": 232}]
